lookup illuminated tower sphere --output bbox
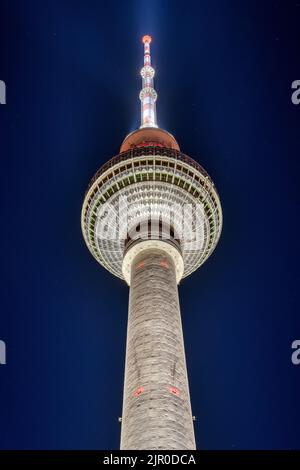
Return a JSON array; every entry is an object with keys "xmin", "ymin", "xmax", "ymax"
[{"xmin": 81, "ymin": 35, "xmax": 222, "ymax": 450}]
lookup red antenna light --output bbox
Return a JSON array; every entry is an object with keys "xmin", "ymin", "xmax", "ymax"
[{"xmin": 142, "ymin": 35, "xmax": 152, "ymax": 44}]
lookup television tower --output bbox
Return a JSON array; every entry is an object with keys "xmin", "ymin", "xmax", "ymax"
[{"xmin": 81, "ymin": 35, "xmax": 222, "ymax": 450}]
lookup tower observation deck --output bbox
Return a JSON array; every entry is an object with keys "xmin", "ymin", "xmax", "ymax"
[{"xmin": 81, "ymin": 35, "xmax": 222, "ymax": 450}]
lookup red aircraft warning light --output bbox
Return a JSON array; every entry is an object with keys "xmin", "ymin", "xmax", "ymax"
[
  {"xmin": 133, "ymin": 387, "xmax": 145, "ymax": 397},
  {"xmin": 136, "ymin": 261, "xmax": 145, "ymax": 270},
  {"xmin": 142, "ymin": 35, "xmax": 152, "ymax": 44},
  {"xmin": 160, "ymin": 259, "xmax": 169, "ymax": 269}
]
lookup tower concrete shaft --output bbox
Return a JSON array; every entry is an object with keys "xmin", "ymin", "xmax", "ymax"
[{"xmin": 121, "ymin": 246, "xmax": 196, "ymax": 450}]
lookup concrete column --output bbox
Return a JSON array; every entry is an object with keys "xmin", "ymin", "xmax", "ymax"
[{"xmin": 120, "ymin": 247, "xmax": 196, "ymax": 450}]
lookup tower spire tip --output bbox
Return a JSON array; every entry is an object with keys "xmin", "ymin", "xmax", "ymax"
[
  {"xmin": 142, "ymin": 35, "xmax": 152, "ymax": 44},
  {"xmin": 140, "ymin": 35, "xmax": 157, "ymax": 128}
]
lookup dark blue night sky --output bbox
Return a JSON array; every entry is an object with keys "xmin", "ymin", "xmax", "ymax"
[{"xmin": 0, "ymin": 0, "xmax": 299, "ymax": 449}]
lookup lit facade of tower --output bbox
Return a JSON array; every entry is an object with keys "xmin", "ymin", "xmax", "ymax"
[{"xmin": 81, "ymin": 36, "xmax": 222, "ymax": 450}]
